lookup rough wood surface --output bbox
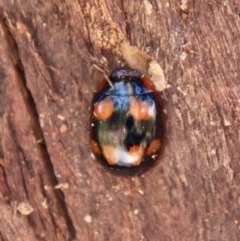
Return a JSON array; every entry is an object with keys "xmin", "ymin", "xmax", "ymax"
[{"xmin": 0, "ymin": 0, "xmax": 240, "ymax": 240}]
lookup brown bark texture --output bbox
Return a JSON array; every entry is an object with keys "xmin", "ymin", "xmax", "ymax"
[{"xmin": 0, "ymin": 0, "xmax": 240, "ymax": 240}]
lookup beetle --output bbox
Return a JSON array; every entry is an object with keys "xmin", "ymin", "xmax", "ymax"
[{"xmin": 90, "ymin": 68, "xmax": 165, "ymax": 176}]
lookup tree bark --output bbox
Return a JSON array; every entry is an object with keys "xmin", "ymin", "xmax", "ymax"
[{"xmin": 0, "ymin": 0, "xmax": 240, "ymax": 240}]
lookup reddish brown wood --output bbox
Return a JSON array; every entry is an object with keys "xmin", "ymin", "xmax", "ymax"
[{"xmin": 0, "ymin": 0, "xmax": 240, "ymax": 240}]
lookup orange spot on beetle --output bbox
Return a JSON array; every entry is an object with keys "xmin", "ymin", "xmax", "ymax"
[
  {"xmin": 128, "ymin": 145, "xmax": 144, "ymax": 166},
  {"xmin": 93, "ymin": 98, "xmax": 114, "ymax": 120},
  {"xmin": 96, "ymin": 78, "xmax": 108, "ymax": 92},
  {"xmin": 90, "ymin": 139, "xmax": 101, "ymax": 155},
  {"xmin": 130, "ymin": 98, "xmax": 155, "ymax": 121},
  {"xmin": 102, "ymin": 145, "xmax": 119, "ymax": 165},
  {"xmin": 146, "ymin": 139, "xmax": 161, "ymax": 155},
  {"xmin": 141, "ymin": 76, "xmax": 156, "ymax": 91}
]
